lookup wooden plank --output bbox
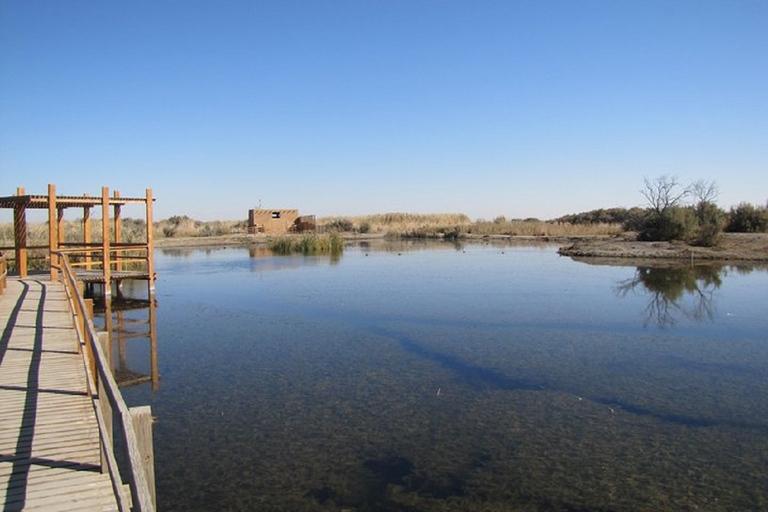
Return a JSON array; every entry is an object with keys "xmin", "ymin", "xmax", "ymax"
[{"xmin": 0, "ymin": 279, "xmax": 119, "ymax": 511}]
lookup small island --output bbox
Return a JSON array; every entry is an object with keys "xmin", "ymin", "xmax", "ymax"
[{"xmin": 558, "ymin": 232, "xmax": 768, "ymax": 262}]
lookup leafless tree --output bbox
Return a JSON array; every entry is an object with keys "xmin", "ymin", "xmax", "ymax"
[
  {"xmin": 641, "ymin": 175, "xmax": 690, "ymax": 214},
  {"xmin": 690, "ymin": 180, "xmax": 719, "ymax": 206}
]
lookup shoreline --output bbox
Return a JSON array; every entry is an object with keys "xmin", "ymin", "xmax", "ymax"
[
  {"xmin": 153, "ymin": 232, "xmax": 768, "ymax": 262},
  {"xmin": 557, "ymin": 232, "xmax": 768, "ymax": 262}
]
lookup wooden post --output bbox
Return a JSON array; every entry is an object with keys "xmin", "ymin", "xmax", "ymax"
[
  {"xmin": 104, "ymin": 294, "xmax": 113, "ymax": 364},
  {"xmin": 145, "ymin": 188, "xmax": 155, "ymax": 293},
  {"xmin": 130, "ymin": 406, "xmax": 156, "ymax": 509},
  {"xmin": 98, "ymin": 332, "xmax": 113, "ymax": 475},
  {"xmin": 85, "ymin": 299, "xmax": 96, "ymax": 384},
  {"xmin": 76, "ymin": 281, "xmax": 85, "ymax": 354},
  {"xmin": 58, "ymin": 206, "xmax": 66, "ymax": 246},
  {"xmin": 0, "ymin": 254, "xmax": 5, "ymax": 294},
  {"xmin": 48, "ymin": 184, "xmax": 58, "ymax": 281},
  {"xmin": 114, "ymin": 190, "xmax": 123, "ymax": 272},
  {"xmin": 117, "ymin": 309, "xmax": 126, "ymax": 367},
  {"xmin": 149, "ymin": 295, "xmax": 159, "ymax": 390},
  {"xmin": 101, "ymin": 187, "xmax": 111, "ymax": 295},
  {"xmin": 84, "ymin": 198, "xmax": 92, "ymax": 270},
  {"xmin": 14, "ymin": 187, "xmax": 28, "ymax": 278}
]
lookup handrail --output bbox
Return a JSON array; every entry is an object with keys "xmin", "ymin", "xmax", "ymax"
[
  {"xmin": 0, "ymin": 252, "xmax": 6, "ymax": 295},
  {"xmin": 54, "ymin": 251, "xmax": 155, "ymax": 511}
]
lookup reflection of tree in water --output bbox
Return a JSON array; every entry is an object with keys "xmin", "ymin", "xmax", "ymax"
[{"xmin": 616, "ymin": 265, "xmax": 724, "ymax": 327}]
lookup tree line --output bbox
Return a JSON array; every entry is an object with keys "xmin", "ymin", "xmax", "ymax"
[{"xmin": 555, "ymin": 175, "xmax": 767, "ymax": 246}]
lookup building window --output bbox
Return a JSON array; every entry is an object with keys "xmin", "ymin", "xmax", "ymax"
[{"xmin": 271, "ymin": 211, "xmax": 281, "ymax": 219}]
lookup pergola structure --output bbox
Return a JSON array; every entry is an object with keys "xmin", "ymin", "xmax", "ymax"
[{"xmin": 0, "ymin": 184, "xmax": 155, "ymax": 295}]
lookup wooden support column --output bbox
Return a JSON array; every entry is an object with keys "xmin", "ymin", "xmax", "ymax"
[
  {"xmin": 48, "ymin": 184, "xmax": 59, "ymax": 281},
  {"xmin": 58, "ymin": 205, "xmax": 66, "ymax": 247},
  {"xmin": 76, "ymin": 281, "xmax": 85, "ymax": 354},
  {"xmin": 114, "ymin": 190, "xmax": 123, "ymax": 272},
  {"xmin": 84, "ymin": 200, "xmax": 93, "ymax": 270},
  {"xmin": 101, "ymin": 187, "xmax": 111, "ymax": 295},
  {"xmin": 98, "ymin": 332, "xmax": 114, "ymax": 475},
  {"xmin": 85, "ymin": 299, "xmax": 96, "ymax": 384},
  {"xmin": 145, "ymin": 188, "xmax": 155, "ymax": 292},
  {"xmin": 13, "ymin": 187, "xmax": 28, "ymax": 278},
  {"xmin": 149, "ymin": 296, "xmax": 159, "ymax": 390},
  {"xmin": 130, "ymin": 406, "xmax": 156, "ymax": 509},
  {"xmin": 104, "ymin": 294, "xmax": 113, "ymax": 363}
]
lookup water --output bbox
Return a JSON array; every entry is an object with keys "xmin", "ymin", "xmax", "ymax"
[{"xmin": 115, "ymin": 241, "xmax": 768, "ymax": 511}]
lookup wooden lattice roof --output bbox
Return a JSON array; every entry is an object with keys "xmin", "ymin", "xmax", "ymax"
[{"xmin": 0, "ymin": 194, "xmax": 151, "ymax": 210}]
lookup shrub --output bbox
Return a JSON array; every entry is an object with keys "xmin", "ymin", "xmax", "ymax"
[
  {"xmin": 726, "ymin": 202, "xmax": 768, "ymax": 233},
  {"xmin": 637, "ymin": 206, "xmax": 693, "ymax": 242},
  {"xmin": 634, "ymin": 176, "xmax": 726, "ymax": 245},
  {"xmin": 324, "ymin": 219, "xmax": 354, "ymax": 232},
  {"xmin": 692, "ymin": 201, "xmax": 726, "ymax": 246}
]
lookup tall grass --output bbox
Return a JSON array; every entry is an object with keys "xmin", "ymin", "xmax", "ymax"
[
  {"xmin": 466, "ymin": 219, "xmax": 622, "ymax": 237},
  {"xmin": 269, "ymin": 232, "xmax": 345, "ymax": 255},
  {"xmin": 155, "ymin": 216, "xmax": 247, "ymax": 238},
  {"xmin": 1, "ymin": 214, "xmax": 621, "ymax": 258},
  {"xmin": 317, "ymin": 214, "xmax": 622, "ymax": 238},
  {"xmin": 319, "ymin": 213, "xmax": 472, "ymax": 236},
  {"xmin": 0, "ymin": 217, "xmax": 153, "ymax": 271},
  {"xmin": 0, "ymin": 217, "xmax": 150, "ymax": 246}
]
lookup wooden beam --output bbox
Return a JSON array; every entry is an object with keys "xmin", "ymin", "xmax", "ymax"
[
  {"xmin": 13, "ymin": 187, "xmax": 27, "ymax": 278},
  {"xmin": 84, "ymin": 199, "xmax": 92, "ymax": 270},
  {"xmin": 48, "ymin": 183, "xmax": 58, "ymax": 281},
  {"xmin": 114, "ymin": 190, "xmax": 122, "ymax": 272},
  {"xmin": 99, "ymin": 332, "xmax": 114, "ymax": 475},
  {"xmin": 130, "ymin": 406, "xmax": 156, "ymax": 510},
  {"xmin": 58, "ymin": 206, "xmax": 66, "ymax": 246},
  {"xmin": 101, "ymin": 187, "xmax": 111, "ymax": 295},
  {"xmin": 149, "ymin": 296, "xmax": 159, "ymax": 391},
  {"xmin": 145, "ymin": 188, "xmax": 155, "ymax": 292}
]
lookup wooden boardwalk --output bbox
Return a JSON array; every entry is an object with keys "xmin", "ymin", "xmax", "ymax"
[{"xmin": 0, "ymin": 278, "xmax": 119, "ymax": 511}]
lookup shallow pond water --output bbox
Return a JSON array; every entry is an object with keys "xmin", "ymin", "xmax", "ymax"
[{"xmin": 112, "ymin": 241, "xmax": 768, "ymax": 511}]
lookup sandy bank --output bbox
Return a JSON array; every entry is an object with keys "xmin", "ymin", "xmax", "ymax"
[{"xmin": 557, "ymin": 233, "xmax": 768, "ymax": 261}]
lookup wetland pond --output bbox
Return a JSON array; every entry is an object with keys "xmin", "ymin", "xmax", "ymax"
[{"xmin": 114, "ymin": 240, "xmax": 768, "ymax": 511}]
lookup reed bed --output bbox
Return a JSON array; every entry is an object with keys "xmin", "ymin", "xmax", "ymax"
[
  {"xmin": 466, "ymin": 219, "xmax": 623, "ymax": 237},
  {"xmin": 1, "ymin": 214, "xmax": 621, "ymax": 260},
  {"xmin": 320, "ymin": 213, "xmax": 473, "ymax": 236},
  {"xmin": 318, "ymin": 214, "xmax": 622, "ymax": 238},
  {"xmin": 0, "ymin": 218, "xmax": 150, "ymax": 246},
  {"xmin": 269, "ymin": 232, "xmax": 345, "ymax": 255}
]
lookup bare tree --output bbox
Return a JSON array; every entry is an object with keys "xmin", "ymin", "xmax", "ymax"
[
  {"xmin": 641, "ymin": 175, "xmax": 690, "ymax": 214},
  {"xmin": 690, "ymin": 180, "xmax": 719, "ymax": 206}
]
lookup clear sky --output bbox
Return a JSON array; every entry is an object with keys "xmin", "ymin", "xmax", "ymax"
[{"xmin": 1, "ymin": 0, "xmax": 766, "ymax": 222}]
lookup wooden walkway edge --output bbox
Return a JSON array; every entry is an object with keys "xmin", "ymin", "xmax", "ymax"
[{"xmin": 0, "ymin": 278, "xmax": 118, "ymax": 511}]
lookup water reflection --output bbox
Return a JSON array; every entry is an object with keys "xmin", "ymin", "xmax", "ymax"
[
  {"xmin": 135, "ymin": 245, "xmax": 768, "ymax": 511},
  {"xmin": 91, "ymin": 281, "xmax": 160, "ymax": 390},
  {"xmin": 615, "ymin": 263, "xmax": 765, "ymax": 327}
]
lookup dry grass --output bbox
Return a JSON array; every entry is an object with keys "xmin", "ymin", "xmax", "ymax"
[
  {"xmin": 1, "ymin": 213, "xmax": 622, "ymax": 258},
  {"xmin": 320, "ymin": 213, "xmax": 472, "ymax": 236},
  {"xmin": 467, "ymin": 219, "xmax": 623, "ymax": 237},
  {"xmin": 318, "ymin": 214, "xmax": 622, "ymax": 238}
]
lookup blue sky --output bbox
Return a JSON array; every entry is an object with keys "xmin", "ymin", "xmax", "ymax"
[{"xmin": 1, "ymin": 0, "xmax": 766, "ymax": 222}]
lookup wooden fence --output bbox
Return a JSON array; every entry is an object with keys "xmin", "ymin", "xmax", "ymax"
[{"xmin": 54, "ymin": 251, "xmax": 156, "ymax": 511}]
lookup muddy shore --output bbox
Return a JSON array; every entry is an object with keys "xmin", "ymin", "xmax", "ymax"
[{"xmin": 557, "ymin": 232, "xmax": 768, "ymax": 261}]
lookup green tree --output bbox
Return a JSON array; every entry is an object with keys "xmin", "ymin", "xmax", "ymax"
[{"xmin": 726, "ymin": 202, "xmax": 768, "ymax": 233}]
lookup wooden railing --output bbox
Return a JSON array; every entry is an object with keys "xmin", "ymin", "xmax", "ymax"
[
  {"xmin": 0, "ymin": 252, "xmax": 6, "ymax": 294},
  {"xmin": 54, "ymin": 251, "xmax": 156, "ymax": 511}
]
